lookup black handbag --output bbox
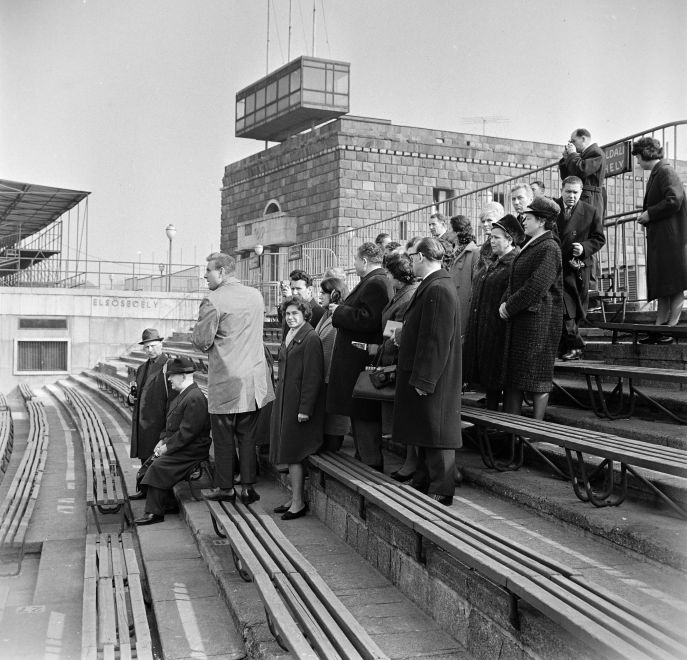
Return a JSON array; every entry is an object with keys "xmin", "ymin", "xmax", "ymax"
[{"xmin": 369, "ymin": 365, "xmax": 396, "ymax": 389}]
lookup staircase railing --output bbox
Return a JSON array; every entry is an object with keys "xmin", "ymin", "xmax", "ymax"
[{"xmin": 239, "ymin": 120, "xmax": 687, "ymax": 302}]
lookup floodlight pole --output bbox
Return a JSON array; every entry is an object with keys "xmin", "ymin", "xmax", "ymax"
[{"xmin": 165, "ymin": 224, "xmax": 176, "ymax": 292}]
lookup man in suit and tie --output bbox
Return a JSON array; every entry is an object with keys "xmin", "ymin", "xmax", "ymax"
[
  {"xmin": 134, "ymin": 357, "xmax": 211, "ymax": 525},
  {"xmin": 556, "ymin": 176, "xmax": 605, "ymax": 360},
  {"xmin": 128, "ymin": 328, "xmax": 173, "ymax": 469},
  {"xmin": 511, "ymin": 183, "xmax": 534, "ymax": 245}
]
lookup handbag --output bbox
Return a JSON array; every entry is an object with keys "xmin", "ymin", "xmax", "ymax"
[
  {"xmin": 369, "ymin": 365, "xmax": 396, "ymax": 389},
  {"xmin": 352, "ymin": 367, "xmax": 396, "ymax": 402},
  {"xmin": 135, "ymin": 455, "xmax": 155, "ymax": 493}
]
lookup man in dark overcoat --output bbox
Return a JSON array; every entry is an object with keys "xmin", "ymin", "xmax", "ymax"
[
  {"xmin": 326, "ymin": 242, "xmax": 392, "ymax": 469},
  {"xmin": 134, "ymin": 357, "xmax": 211, "ymax": 525},
  {"xmin": 558, "ymin": 128, "xmax": 607, "ymax": 219},
  {"xmin": 392, "ymin": 237, "xmax": 462, "ymax": 506},
  {"xmin": 128, "ymin": 328, "xmax": 173, "ymax": 466},
  {"xmin": 555, "ymin": 176, "xmax": 605, "ymax": 360}
]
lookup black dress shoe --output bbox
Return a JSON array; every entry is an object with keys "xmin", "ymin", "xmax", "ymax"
[
  {"xmin": 639, "ymin": 333, "xmax": 658, "ymax": 345},
  {"xmin": 561, "ymin": 348, "xmax": 583, "ymax": 361},
  {"xmin": 390, "ymin": 470, "xmax": 414, "ymax": 482},
  {"xmin": 201, "ymin": 488, "xmax": 236, "ymax": 502},
  {"xmin": 134, "ymin": 513, "xmax": 164, "ymax": 525},
  {"xmin": 273, "ymin": 503, "xmax": 291, "ymax": 514},
  {"xmin": 430, "ymin": 494, "xmax": 453, "ymax": 506},
  {"xmin": 240, "ymin": 487, "xmax": 260, "ymax": 505},
  {"xmin": 281, "ymin": 506, "xmax": 307, "ymax": 520},
  {"xmin": 164, "ymin": 504, "xmax": 180, "ymax": 514},
  {"xmin": 129, "ymin": 491, "xmax": 146, "ymax": 501},
  {"xmin": 656, "ymin": 335, "xmax": 675, "ymax": 345}
]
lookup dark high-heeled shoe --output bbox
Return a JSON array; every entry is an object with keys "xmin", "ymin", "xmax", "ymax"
[
  {"xmin": 240, "ymin": 487, "xmax": 260, "ymax": 505},
  {"xmin": 273, "ymin": 503, "xmax": 291, "ymax": 514},
  {"xmin": 390, "ymin": 470, "xmax": 414, "ymax": 482},
  {"xmin": 281, "ymin": 505, "xmax": 307, "ymax": 520}
]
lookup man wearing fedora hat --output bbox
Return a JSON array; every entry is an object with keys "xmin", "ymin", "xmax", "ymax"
[
  {"xmin": 128, "ymin": 328, "xmax": 174, "ymax": 473},
  {"xmin": 134, "ymin": 357, "xmax": 211, "ymax": 525}
]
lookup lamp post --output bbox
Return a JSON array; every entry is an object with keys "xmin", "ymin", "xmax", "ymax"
[
  {"xmin": 165, "ymin": 224, "xmax": 176, "ymax": 292},
  {"xmin": 254, "ymin": 244, "xmax": 264, "ymax": 295}
]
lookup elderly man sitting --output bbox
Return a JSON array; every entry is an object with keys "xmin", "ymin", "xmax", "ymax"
[{"xmin": 134, "ymin": 357, "xmax": 211, "ymax": 525}]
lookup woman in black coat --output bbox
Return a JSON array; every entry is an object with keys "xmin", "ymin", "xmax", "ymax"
[
  {"xmin": 499, "ymin": 199, "xmax": 563, "ymax": 420},
  {"xmin": 463, "ymin": 215, "xmax": 522, "ymax": 410},
  {"xmin": 633, "ymin": 137, "xmax": 687, "ymax": 336},
  {"xmin": 270, "ymin": 299, "xmax": 325, "ymax": 520}
]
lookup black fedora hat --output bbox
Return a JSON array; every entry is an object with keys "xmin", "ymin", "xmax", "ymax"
[
  {"xmin": 139, "ymin": 328, "xmax": 164, "ymax": 345},
  {"xmin": 167, "ymin": 357, "xmax": 196, "ymax": 375},
  {"xmin": 492, "ymin": 214, "xmax": 525, "ymax": 245}
]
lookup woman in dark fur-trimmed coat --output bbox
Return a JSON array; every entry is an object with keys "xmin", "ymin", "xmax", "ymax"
[
  {"xmin": 499, "ymin": 199, "xmax": 562, "ymax": 420},
  {"xmin": 463, "ymin": 215, "xmax": 522, "ymax": 410}
]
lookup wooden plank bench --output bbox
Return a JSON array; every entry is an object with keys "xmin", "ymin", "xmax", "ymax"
[
  {"xmin": 309, "ymin": 452, "xmax": 687, "ymax": 660},
  {"xmin": 205, "ymin": 497, "xmax": 388, "ymax": 659},
  {"xmin": 595, "ymin": 322, "xmax": 687, "ymax": 352},
  {"xmin": 0, "ymin": 393, "xmax": 13, "ymax": 477},
  {"xmin": 160, "ymin": 346, "xmax": 208, "ymax": 372},
  {"xmin": 554, "ymin": 360, "xmax": 687, "ymax": 423},
  {"xmin": 61, "ymin": 384, "xmax": 129, "ymax": 532},
  {"xmin": 460, "ymin": 405, "xmax": 687, "ymax": 517},
  {"xmin": 87, "ymin": 371, "xmax": 131, "ymax": 405},
  {"xmin": 0, "ymin": 390, "xmax": 49, "ymax": 574},
  {"xmin": 82, "ymin": 532, "xmax": 153, "ymax": 660}
]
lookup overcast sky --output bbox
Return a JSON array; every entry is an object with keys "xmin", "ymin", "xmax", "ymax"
[{"xmin": 1, "ymin": 0, "xmax": 685, "ymax": 264}]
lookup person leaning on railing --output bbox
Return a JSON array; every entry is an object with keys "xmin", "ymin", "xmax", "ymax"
[{"xmin": 632, "ymin": 137, "xmax": 687, "ymax": 342}]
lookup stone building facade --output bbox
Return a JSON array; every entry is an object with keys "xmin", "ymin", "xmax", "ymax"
[{"xmin": 221, "ymin": 115, "xmax": 562, "ymax": 258}]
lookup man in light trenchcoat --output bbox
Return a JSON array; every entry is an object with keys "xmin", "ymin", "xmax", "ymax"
[{"xmin": 192, "ymin": 252, "xmax": 274, "ymax": 504}]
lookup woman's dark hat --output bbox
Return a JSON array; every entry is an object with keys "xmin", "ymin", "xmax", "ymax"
[
  {"xmin": 167, "ymin": 357, "xmax": 196, "ymax": 375},
  {"xmin": 139, "ymin": 328, "xmax": 164, "ymax": 345},
  {"xmin": 492, "ymin": 214, "xmax": 525, "ymax": 244},
  {"xmin": 524, "ymin": 197, "xmax": 560, "ymax": 221}
]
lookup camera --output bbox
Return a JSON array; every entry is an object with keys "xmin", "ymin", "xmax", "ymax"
[{"xmin": 129, "ymin": 382, "xmax": 138, "ymax": 398}]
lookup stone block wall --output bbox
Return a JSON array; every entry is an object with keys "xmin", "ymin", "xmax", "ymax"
[
  {"xmin": 308, "ymin": 462, "xmax": 601, "ymax": 660},
  {"xmin": 221, "ymin": 116, "xmax": 562, "ymax": 254}
]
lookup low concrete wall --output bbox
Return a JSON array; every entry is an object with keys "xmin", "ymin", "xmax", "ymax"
[
  {"xmin": 0, "ymin": 288, "xmax": 204, "ymax": 392},
  {"xmin": 307, "ymin": 462, "xmax": 601, "ymax": 660}
]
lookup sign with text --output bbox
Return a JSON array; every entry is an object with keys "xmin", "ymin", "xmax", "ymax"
[
  {"xmin": 288, "ymin": 244, "xmax": 302, "ymax": 261},
  {"xmin": 604, "ymin": 140, "xmax": 632, "ymax": 178}
]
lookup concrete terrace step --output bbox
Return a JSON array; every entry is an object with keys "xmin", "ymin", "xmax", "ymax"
[{"xmin": 181, "ymin": 478, "xmax": 473, "ymax": 660}]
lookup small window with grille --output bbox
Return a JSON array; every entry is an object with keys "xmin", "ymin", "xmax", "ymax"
[
  {"xmin": 18, "ymin": 318, "xmax": 68, "ymax": 330},
  {"xmin": 15, "ymin": 339, "xmax": 70, "ymax": 374}
]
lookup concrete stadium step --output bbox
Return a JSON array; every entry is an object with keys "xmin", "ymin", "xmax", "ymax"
[
  {"xmin": 181, "ymin": 477, "xmax": 473, "ymax": 659},
  {"xmin": 73, "ymin": 376, "xmax": 248, "ymax": 660}
]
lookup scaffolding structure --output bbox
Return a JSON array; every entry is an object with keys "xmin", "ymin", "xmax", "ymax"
[{"xmin": 0, "ymin": 178, "xmax": 89, "ymax": 287}]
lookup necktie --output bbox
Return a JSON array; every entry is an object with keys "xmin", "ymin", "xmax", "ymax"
[{"xmin": 565, "ymin": 206, "xmax": 573, "ymax": 220}]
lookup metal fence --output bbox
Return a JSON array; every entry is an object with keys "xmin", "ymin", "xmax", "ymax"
[{"xmin": 240, "ymin": 120, "xmax": 686, "ymax": 303}]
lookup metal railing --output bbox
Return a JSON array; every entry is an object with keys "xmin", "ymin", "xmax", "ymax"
[
  {"xmin": 0, "ymin": 258, "xmax": 205, "ymax": 292},
  {"xmin": 239, "ymin": 120, "xmax": 686, "ymax": 303}
]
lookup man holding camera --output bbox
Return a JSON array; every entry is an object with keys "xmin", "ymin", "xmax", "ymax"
[{"xmin": 555, "ymin": 176, "xmax": 605, "ymax": 360}]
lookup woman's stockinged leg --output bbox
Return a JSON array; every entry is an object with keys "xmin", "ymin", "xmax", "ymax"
[
  {"xmin": 667, "ymin": 291, "xmax": 685, "ymax": 326},
  {"xmin": 288, "ymin": 462, "xmax": 306, "ymax": 511},
  {"xmin": 530, "ymin": 392, "xmax": 550, "ymax": 420}
]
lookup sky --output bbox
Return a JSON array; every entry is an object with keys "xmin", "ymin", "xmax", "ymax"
[{"xmin": 1, "ymin": 0, "xmax": 685, "ymax": 265}]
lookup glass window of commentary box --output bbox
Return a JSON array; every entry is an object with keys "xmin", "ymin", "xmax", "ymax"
[{"xmin": 235, "ymin": 57, "xmax": 350, "ymax": 140}]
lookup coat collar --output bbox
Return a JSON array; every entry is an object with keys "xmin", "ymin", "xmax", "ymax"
[
  {"xmin": 405, "ymin": 268, "xmax": 449, "ymax": 314},
  {"xmin": 167, "ymin": 381, "xmax": 197, "ymax": 415},
  {"xmin": 285, "ymin": 322, "xmax": 313, "ymax": 352}
]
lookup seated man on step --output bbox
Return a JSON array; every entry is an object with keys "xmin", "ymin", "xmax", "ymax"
[{"xmin": 134, "ymin": 357, "xmax": 211, "ymax": 525}]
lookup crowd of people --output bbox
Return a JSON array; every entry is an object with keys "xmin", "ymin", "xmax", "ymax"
[{"xmin": 125, "ymin": 132, "xmax": 686, "ymax": 523}]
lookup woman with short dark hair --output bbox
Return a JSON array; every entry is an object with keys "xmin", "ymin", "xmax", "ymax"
[
  {"xmin": 448, "ymin": 215, "xmax": 479, "ymax": 336},
  {"xmin": 632, "ymin": 137, "xmax": 687, "ymax": 340},
  {"xmin": 270, "ymin": 298, "xmax": 325, "ymax": 519},
  {"xmin": 376, "ymin": 253, "xmax": 420, "ymax": 480},
  {"xmin": 499, "ymin": 199, "xmax": 563, "ymax": 420}
]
